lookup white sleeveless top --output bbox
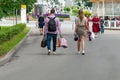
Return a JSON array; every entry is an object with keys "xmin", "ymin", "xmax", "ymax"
[
  {"xmin": 75, "ymin": 17, "xmax": 87, "ymax": 36},
  {"xmin": 75, "ymin": 17, "xmax": 86, "ymax": 26}
]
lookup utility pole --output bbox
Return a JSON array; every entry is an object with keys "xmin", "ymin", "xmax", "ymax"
[
  {"xmin": 12, "ymin": 0, "xmax": 17, "ymax": 25},
  {"xmin": 15, "ymin": 9, "xmax": 18, "ymax": 25}
]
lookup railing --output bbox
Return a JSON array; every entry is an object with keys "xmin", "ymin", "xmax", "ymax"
[
  {"xmin": 104, "ymin": 20, "xmax": 120, "ymax": 29},
  {"xmin": 89, "ymin": 21, "xmax": 120, "ymax": 30}
]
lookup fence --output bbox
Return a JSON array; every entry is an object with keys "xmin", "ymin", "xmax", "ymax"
[
  {"xmin": 104, "ymin": 20, "xmax": 120, "ymax": 29},
  {"xmin": 89, "ymin": 21, "xmax": 120, "ymax": 30}
]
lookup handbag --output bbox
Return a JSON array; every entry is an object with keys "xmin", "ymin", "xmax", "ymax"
[
  {"xmin": 74, "ymin": 33, "xmax": 78, "ymax": 41},
  {"xmin": 41, "ymin": 35, "xmax": 47, "ymax": 48}
]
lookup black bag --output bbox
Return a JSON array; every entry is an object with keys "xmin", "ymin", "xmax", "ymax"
[
  {"xmin": 41, "ymin": 36, "xmax": 47, "ymax": 48},
  {"xmin": 48, "ymin": 17, "xmax": 56, "ymax": 32},
  {"xmin": 88, "ymin": 32, "xmax": 92, "ymax": 41},
  {"xmin": 74, "ymin": 33, "xmax": 78, "ymax": 41}
]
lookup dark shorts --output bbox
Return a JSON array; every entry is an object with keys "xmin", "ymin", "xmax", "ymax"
[
  {"xmin": 39, "ymin": 23, "xmax": 44, "ymax": 28},
  {"xmin": 39, "ymin": 26, "xmax": 43, "ymax": 28}
]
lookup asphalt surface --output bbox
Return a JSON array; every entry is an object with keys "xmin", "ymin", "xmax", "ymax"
[{"xmin": 0, "ymin": 21, "xmax": 120, "ymax": 80}]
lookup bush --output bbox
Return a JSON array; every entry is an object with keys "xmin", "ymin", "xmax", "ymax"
[
  {"xmin": 55, "ymin": 14, "xmax": 70, "ymax": 18},
  {"xmin": 43, "ymin": 14, "xmax": 70, "ymax": 18},
  {"xmin": 72, "ymin": 5, "xmax": 80, "ymax": 9},
  {"xmin": 64, "ymin": 7, "xmax": 71, "ymax": 12},
  {"xmin": 83, "ymin": 9, "xmax": 92, "ymax": 17},
  {"xmin": 72, "ymin": 8, "xmax": 92, "ymax": 17},
  {"xmin": 72, "ymin": 8, "xmax": 79, "ymax": 15},
  {"xmin": 0, "ymin": 28, "xmax": 29, "ymax": 56},
  {"xmin": 0, "ymin": 24, "xmax": 26, "ymax": 44}
]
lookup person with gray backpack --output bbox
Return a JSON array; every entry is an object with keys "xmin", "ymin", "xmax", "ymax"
[{"xmin": 44, "ymin": 8, "xmax": 62, "ymax": 55}]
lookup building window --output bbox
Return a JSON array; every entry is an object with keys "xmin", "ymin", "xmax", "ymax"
[
  {"xmin": 105, "ymin": 2, "xmax": 112, "ymax": 15},
  {"xmin": 114, "ymin": 2, "xmax": 120, "ymax": 15}
]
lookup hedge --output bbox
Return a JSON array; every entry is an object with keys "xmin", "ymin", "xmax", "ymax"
[
  {"xmin": 43, "ymin": 14, "xmax": 70, "ymax": 18},
  {"xmin": 64, "ymin": 6, "xmax": 71, "ymax": 12},
  {"xmin": 0, "ymin": 24, "xmax": 26, "ymax": 44}
]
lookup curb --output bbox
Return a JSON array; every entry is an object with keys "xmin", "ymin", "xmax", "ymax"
[{"xmin": 0, "ymin": 28, "xmax": 32, "ymax": 66}]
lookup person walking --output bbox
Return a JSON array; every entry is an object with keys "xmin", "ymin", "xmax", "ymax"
[
  {"xmin": 92, "ymin": 14, "xmax": 100, "ymax": 37},
  {"xmin": 74, "ymin": 9, "xmax": 89, "ymax": 55},
  {"xmin": 85, "ymin": 15, "xmax": 92, "ymax": 41},
  {"xmin": 100, "ymin": 17, "xmax": 104, "ymax": 34},
  {"xmin": 26, "ymin": 13, "xmax": 30, "ymax": 23},
  {"xmin": 44, "ymin": 8, "xmax": 62, "ymax": 55},
  {"xmin": 38, "ymin": 12, "xmax": 44, "ymax": 35}
]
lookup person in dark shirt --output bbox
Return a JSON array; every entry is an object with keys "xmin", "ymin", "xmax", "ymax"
[
  {"xmin": 38, "ymin": 12, "xmax": 44, "ymax": 35},
  {"xmin": 100, "ymin": 17, "xmax": 104, "ymax": 34}
]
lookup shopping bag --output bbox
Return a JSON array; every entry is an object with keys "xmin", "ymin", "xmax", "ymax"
[
  {"xmin": 56, "ymin": 38, "xmax": 61, "ymax": 47},
  {"xmin": 41, "ymin": 35, "xmax": 47, "ymax": 48},
  {"xmin": 60, "ymin": 38, "xmax": 68, "ymax": 48},
  {"xmin": 90, "ymin": 32, "xmax": 95, "ymax": 40}
]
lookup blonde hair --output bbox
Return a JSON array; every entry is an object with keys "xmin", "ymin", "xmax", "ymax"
[{"xmin": 78, "ymin": 9, "xmax": 84, "ymax": 19}]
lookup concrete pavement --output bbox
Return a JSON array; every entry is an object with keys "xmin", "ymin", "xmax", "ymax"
[{"xmin": 0, "ymin": 21, "xmax": 120, "ymax": 80}]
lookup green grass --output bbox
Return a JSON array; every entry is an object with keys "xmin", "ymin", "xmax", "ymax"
[{"xmin": 0, "ymin": 28, "xmax": 30, "ymax": 57}]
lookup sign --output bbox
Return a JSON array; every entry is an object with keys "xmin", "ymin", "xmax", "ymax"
[
  {"xmin": 21, "ymin": 5, "xmax": 26, "ymax": 9},
  {"xmin": 21, "ymin": 5, "xmax": 26, "ymax": 23}
]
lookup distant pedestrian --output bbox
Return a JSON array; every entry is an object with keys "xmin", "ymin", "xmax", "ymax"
[
  {"xmin": 44, "ymin": 8, "xmax": 62, "ymax": 55},
  {"xmin": 74, "ymin": 9, "xmax": 89, "ymax": 55},
  {"xmin": 85, "ymin": 15, "xmax": 91, "ymax": 29},
  {"xmin": 38, "ymin": 12, "xmax": 44, "ymax": 35},
  {"xmin": 92, "ymin": 14, "xmax": 100, "ymax": 37},
  {"xmin": 85, "ymin": 15, "xmax": 92, "ymax": 41},
  {"xmin": 26, "ymin": 13, "xmax": 30, "ymax": 23},
  {"xmin": 100, "ymin": 17, "xmax": 104, "ymax": 34}
]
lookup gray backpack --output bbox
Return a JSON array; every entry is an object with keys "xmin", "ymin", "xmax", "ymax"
[{"xmin": 48, "ymin": 17, "xmax": 56, "ymax": 32}]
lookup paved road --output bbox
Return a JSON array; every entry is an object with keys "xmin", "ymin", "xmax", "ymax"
[{"xmin": 0, "ymin": 21, "xmax": 120, "ymax": 80}]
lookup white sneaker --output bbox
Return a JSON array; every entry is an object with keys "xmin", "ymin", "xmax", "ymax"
[
  {"xmin": 95, "ymin": 34, "xmax": 98, "ymax": 38},
  {"xmin": 82, "ymin": 50, "xmax": 85, "ymax": 55},
  {"xmin": 48, "ymin": 50, "xmax": 51, "ymax": 55},
  {"xmin": 53, "ymin": 51, "xmax": 56, "ymax": 55}
]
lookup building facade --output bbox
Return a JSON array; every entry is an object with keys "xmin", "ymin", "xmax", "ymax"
[
  {"xmin": 90, "ymin": 0, "xmax": 120, "ymax": 17},
  {"xmin": 65, "ymin": 0, "xmax": 73, "ymax": 6},
  {"xmin": 34, "ymin": 0, "xmax": 47, "ymax": 15}
]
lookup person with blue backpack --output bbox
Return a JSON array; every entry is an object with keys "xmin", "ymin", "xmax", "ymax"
[{"xmin": 44, "ymin": 8, "xmax": 62, "ymax": 55}]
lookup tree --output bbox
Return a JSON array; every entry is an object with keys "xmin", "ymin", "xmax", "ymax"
[
  {"xmin": 46, "ymin": 0, "xmax": 60, "ymax": 7},
  {"xmin": 85, "ymin": 1, "xmax": 92, "ymax": 7},
  {"xmin": 74, "ymin": 0, "xmax": 81, "ymax": 2},
  {"xmin": 83, "ymin": 9, "xmax": 92, "ymax": 17},
  {"xmin": 64, "ymin": 7, "xmax": 71, "ymax": 13},
  {"xmin": 54, "ymin": 0, "xmax": 60, "ymax": 5},
  {"xmin": 0, "ymin": 0, "xmax": 36, "ymax": 19},
  {"xmin": 20, "ymin": 0, "xmax": 36, "ymax": 13},
  {"xmin": 74, "ymin": 0, "xmax": 92, "ymax": 7}
]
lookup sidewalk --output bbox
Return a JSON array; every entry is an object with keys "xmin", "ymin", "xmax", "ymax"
[
  {"xmin": 31, "ymin": 21, "xmax": 75, "ymax": 35},
  {"xmin": 0, "ymin": 22, "xmax": 120, "ymax": 80}
]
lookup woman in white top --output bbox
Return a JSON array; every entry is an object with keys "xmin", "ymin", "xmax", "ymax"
[{"xmin": 74, "ymin": 9, "xmax": 89, "ymax": 55}]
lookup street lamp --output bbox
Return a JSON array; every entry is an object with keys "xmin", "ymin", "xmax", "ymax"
[{"xmin": 12, "ymin": 0, "xmax": 18, "ymax": 25}]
